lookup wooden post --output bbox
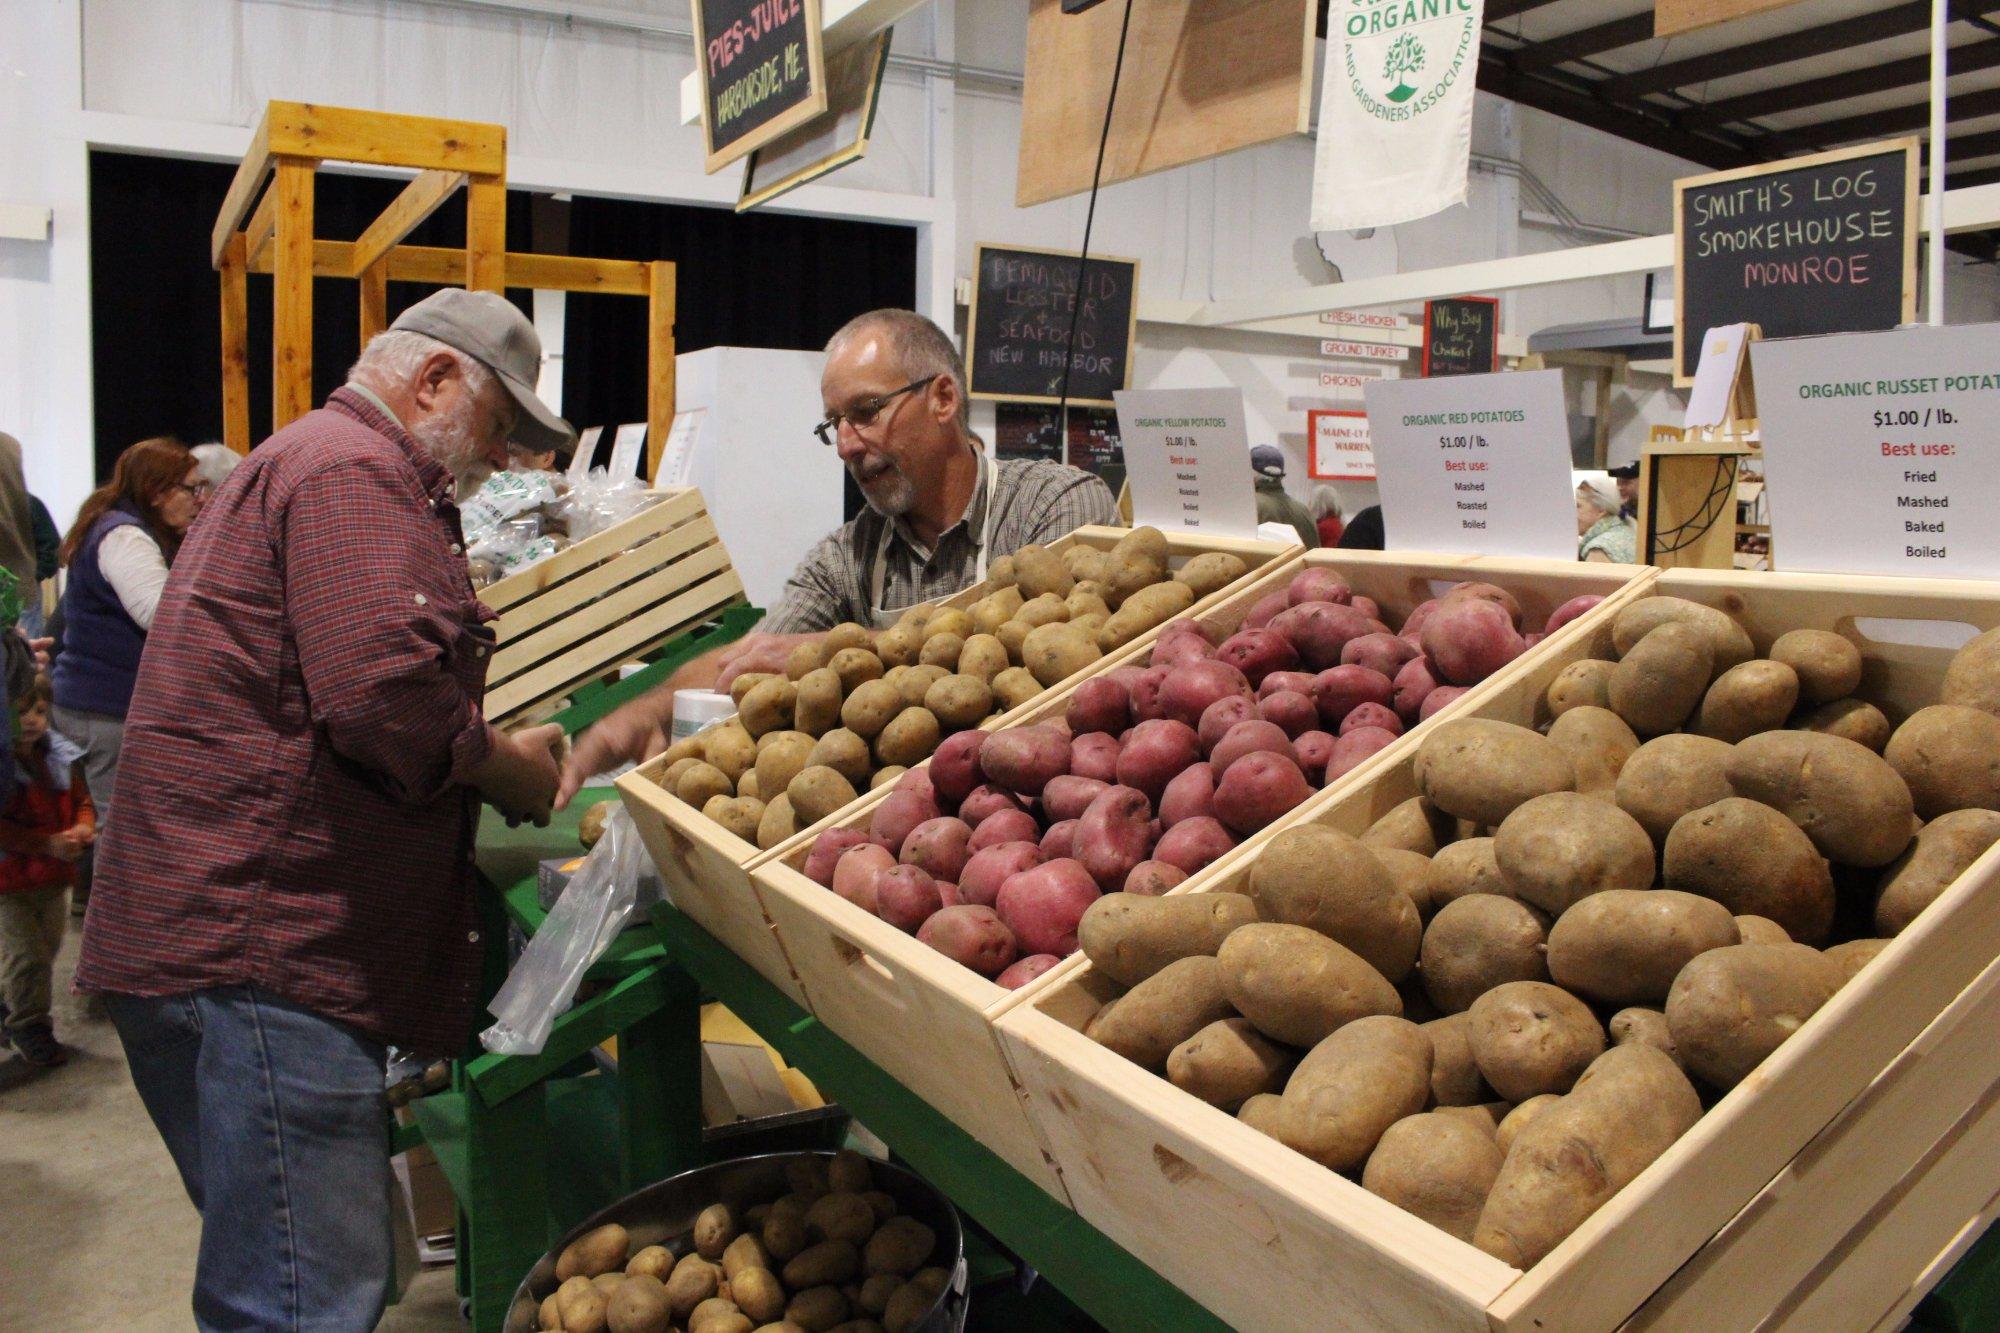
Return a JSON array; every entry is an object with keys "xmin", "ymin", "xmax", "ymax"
[
  {"xmin": 359, "ymin": 263, "xmax": 389, "ymax": 346},
  {"xmin": 646, "ymin": 261, "xmax": 678, "ymax": 482},
  {"xmin": 219, "ymin": 232, "xmax": 252, "ymax": 455},
  {"xmin": 273, "ymin": 158, "xmax": 316, "ymax": 432},
  {"xmin": 465, "ymin": 173, "xmax": 506, "ymax": 293}
]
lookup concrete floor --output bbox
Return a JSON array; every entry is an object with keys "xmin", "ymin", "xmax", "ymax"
[{"xmin": 0, "ymin": 915, "xmax": 466, "ymax": 1331}]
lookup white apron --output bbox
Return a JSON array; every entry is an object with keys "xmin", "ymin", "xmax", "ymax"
[{"xmin": 866, "ymin": 450, "xmax": 999, "ymax": 628}]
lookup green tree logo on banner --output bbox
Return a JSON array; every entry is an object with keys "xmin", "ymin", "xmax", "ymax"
[
  {"xmin": 1384, "ymin": 33, "xmax": 1426, "ymax": 103},
  {"xmin": 1341, "ymin": 0, "xmax": 1481, "ymax": 125}
]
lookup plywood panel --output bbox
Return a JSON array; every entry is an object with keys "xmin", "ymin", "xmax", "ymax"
[
  {"xmin": 1656, "ymin": 0, "xmax": 1812, "ymax": 39},
  {"xmin": 1017, "ymin": 0, "xmax": 1315, "ymax": 207}
]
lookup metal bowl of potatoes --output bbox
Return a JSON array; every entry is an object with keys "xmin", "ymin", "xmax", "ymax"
[{"xmin": 507, "ymin": 1148, "xmax": 967, "ymax": 1332}]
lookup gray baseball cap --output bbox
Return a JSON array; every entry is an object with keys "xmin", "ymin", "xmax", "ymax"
[{"xmin": 391, "ymin": 289, "xmax": 575, "ymax": 454}]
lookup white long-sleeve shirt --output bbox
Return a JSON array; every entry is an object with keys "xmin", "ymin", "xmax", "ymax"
[{"xmin": 98, "ymin": 523, "xmax": 168, "ymax": 630}]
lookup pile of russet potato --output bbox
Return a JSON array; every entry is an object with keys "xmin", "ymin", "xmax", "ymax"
[
  {"xmin": 651, "ymin": 527, "xmax": 1251, "ymax": 849},
  {"xmin": 532, "ymin": 1150, "xmax": 946, "ymax": 1333},
  {"xmin": 1068, "ymin": 594, "xmax": 2000, "ymax": 1268},
  {"xmin": 793, "ymin": 569, "xmax": 1603, "ymax": 984}
]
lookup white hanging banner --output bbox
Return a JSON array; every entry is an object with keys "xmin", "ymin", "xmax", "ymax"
[{"xmin": 1312, "ymin": 0, "xmax": 1486, "ymax": 233}]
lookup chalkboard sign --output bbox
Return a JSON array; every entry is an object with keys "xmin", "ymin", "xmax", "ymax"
[
  {"xmin": 965, "ymin": 243, "xmax": 1139, "ymax": 407},
  {"xmin": 1674, "ymin": 138, "xmax": 1917, "ymax": 384},
  {"xmin": 1422, "ymin": 296, "xmax": 1499, "ymax": 377},
  {"xmin": 692, "ymin": 0, "xmax": 828, "ymax": 174}
]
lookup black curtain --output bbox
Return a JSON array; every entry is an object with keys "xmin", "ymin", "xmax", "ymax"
[
  {"xmin": 87, "ymin": 150, "xmax": 533, "ymax": 482},
  {"xmin": 561, "ymin": 194, "xmax": 917, "ymax": 435},
  {"xmin": 88, "ymin": 150, "xmax": 918, "ymax": 495}
]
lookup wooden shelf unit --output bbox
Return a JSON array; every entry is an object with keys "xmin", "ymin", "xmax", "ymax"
[{"xmin": 210, "ymin": 100, "xmax": 678, "ymax": 475}]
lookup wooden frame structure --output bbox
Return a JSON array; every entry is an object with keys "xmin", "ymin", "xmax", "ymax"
[{"xmin": 211, "ymin": 101, "xmax": 678, "ymax": 476}]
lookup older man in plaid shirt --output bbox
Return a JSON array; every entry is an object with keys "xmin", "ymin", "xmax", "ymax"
[
  {"xmin": 77, "ymin": 290, "xmax": 568, "ymax": 1331},
  {"xmin": 560, "ymin": 308, "xmax": 1115, "ymax": 805}
]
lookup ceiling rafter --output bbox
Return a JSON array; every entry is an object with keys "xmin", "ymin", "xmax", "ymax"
[
  {"xmin": 1507, "ymin": 12, "xmax": 1658, "ymax": 74},
  {"xmin": 1595, "ymin": 0, "xmax": 1996, "ymax": 100},
  {"xmin": 1680, "ymin": 35, "xmax": 2000, "ymax": 129}
]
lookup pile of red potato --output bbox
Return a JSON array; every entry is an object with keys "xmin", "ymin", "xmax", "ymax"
[{"xmin": 793, "ymin": 568, "xmax": 1605, "ymax": 985}]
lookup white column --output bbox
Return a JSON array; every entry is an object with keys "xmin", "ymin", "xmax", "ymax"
[{"xmin": 1929, "ymin": 0, "xmax": 1949, "ymax": 325}]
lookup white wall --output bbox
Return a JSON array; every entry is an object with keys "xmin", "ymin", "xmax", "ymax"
[{"xmin": 1, "ymin": 2, "xmax": 94, "ymax": 531}]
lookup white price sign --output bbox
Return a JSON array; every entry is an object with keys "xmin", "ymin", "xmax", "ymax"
[
  {"xmin": 1321, "ymin": 339, "xmax": 1410, "ymax": 363},
  {"xmin": 1754, "ymin": 323, "xmax": 2000, "ymax": 578},
  {"xmin": 1114, "ymin": 386, "xmax": 1261, "ymax": 539},
  {"xmin": 1363, "ymin": 370, "xmax": 1576, "ymax": 559}
]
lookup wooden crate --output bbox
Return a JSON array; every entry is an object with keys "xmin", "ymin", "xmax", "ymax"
[
  {"xmin": 617, "ymin": 527, "xmax": 1300, "ymax": 1034},
  {"xmin": 743, "ymin": 552, "xmax": 1637, "ymax": 1215},
  {"xmin": 993, "ymin": 566, "xmax": 2000, "ymax": 1332},
  {"xmin": 481, "ymin": 488, "xmax": 746, "ymax": 728},
  {"xmin": 619, "ymin": 752, "xmax": 810, "ymax": 1009}
]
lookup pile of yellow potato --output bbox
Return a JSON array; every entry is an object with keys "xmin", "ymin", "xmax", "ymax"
[{"xmin": 528, "ymin": 1151, "xmax": 946, "ymax": 1333}]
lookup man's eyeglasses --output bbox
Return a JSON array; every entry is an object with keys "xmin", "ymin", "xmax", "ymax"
[
  {"xmin": 813, "ymin": 375, "xmax": 939, "ymax": 447},
  {"xmin": 172, "ymin": 482, "xmax": 212, "ymax": 501}
]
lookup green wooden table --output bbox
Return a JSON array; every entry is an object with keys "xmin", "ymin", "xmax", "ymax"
[
  {"xmin": 407, "ymin": 608, "xmax": 760, "ymax": 1331},
  {"xmin": 643, "ymin": 897, "xmax": 1230, "ymax": 1333}
]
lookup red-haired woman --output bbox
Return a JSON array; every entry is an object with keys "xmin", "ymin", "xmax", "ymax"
[{"xmin": 51, "ymin": 438, "xmax": 201, "ymax": 824}]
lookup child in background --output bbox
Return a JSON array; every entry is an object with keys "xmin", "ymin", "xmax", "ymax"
[{"xmin": 0, "ymin": 676, "xmax": 94, "ymax": 1066}]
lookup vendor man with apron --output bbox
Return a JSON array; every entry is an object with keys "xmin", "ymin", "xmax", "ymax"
[{"xmin": 559, "ymin": 308, "xmax": 1117, "ymax": 804}]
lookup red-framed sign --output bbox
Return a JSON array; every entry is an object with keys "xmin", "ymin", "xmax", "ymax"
[{"xmin": 1308, "ymin": 409, "xmax": 1374, "ymax": 481}]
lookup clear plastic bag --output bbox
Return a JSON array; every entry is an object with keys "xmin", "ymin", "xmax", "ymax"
[
  {"xmin": 480, "ymin": 805, "xmax": 647, "ymax": 1056},
  {"xmin": 556, "ymin": 468, "xmax": 657, "ymax": 541}
]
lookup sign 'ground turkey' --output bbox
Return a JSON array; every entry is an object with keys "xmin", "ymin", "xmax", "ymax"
[{"xmin": 1313, "ymin": 0, "xmax": 1486, "ymax": 232}]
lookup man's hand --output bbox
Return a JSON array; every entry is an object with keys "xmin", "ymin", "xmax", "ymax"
[
  {"xmin": 471, "ymin": 722, "xmax": 563, "ymax": 827},
  {"xmin": 43, "ymin": 829, "xmax": 87, "ymax": 862},
  {"xmin": 557, "ymin": 701, "xmax": 669, "ymax": 811},
  {"xmin": 713, "ymin": 632, "xmax": 820, "ymax": 693}
]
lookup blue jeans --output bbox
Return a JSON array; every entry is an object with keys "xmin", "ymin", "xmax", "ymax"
[{"xmin": 105, "ymin": 986, "xmax": 393, "ymax": 1332}]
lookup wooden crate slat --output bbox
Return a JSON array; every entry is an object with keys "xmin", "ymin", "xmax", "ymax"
[
  {"xmin": 492, "ymin": 512, "xmax": 719, "ymax": 642},
  {"xmin": 481, "ymin": 488, "xmax": 706, "ymax": 612},
  {"xmin": 483, "ymin": 563, "xmax": 744, "ymax": 719},
  {"xmin": 489, "ymin": 517, "xmax": 725, "ymax": 675},
  {"xmin": 996, "ymin": 989, "xmax": 1516, "ymax": 1333},
  {"xmin": 753, "ymin": 839, "xmax": 1075, "ymax": 1201},
  {"xmin": 618, "ymin": 755, "xmax": 809, "ymax": 1008},
  {"xmin": 1768, "ymin": 1077, "xmax": 2000, "ymax": 1332},
  {"xmin": 1630, "ymin": 951, "xmax": 2000, "ymax": 1330}
]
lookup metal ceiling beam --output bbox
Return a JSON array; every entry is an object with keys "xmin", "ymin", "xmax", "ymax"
[
  {"xmin": 1487, "ymin": 0, "xmax": 1571, "ymax": 22},
  {"xmin": 1476, "ymin": 57, "xmax": 1762, "ymax": 170},
  {"xmin": 1937, "ymin": 126, "xmax": 2000, "ymax": 161},
  {"xmin": 1598, "ymin": 0, "xmax": 1997, "ymax": 100},
  {"xmin": 1950, "ymin": 164, "xmax": 2000, "ymax": 188},
  {"xmin": 1682, "ymin": 35, "xmax": 2000, "ymax": 128},
  {"xmin": 1507, "ymin": 12, "xmax": 1657, "ymax": 73},
  {"xmin": 1784, "ymin": 82, "xmax": 2000, "ymax": 146}
]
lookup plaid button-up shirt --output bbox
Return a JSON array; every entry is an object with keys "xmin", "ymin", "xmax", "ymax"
[
  {"xmin": 761, "ymin": 457, "xmax": 1118, "ymax": 632},
  {"xmin": 76, "ymin": 389, "xmax": 497, "ymax": 1053}
]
